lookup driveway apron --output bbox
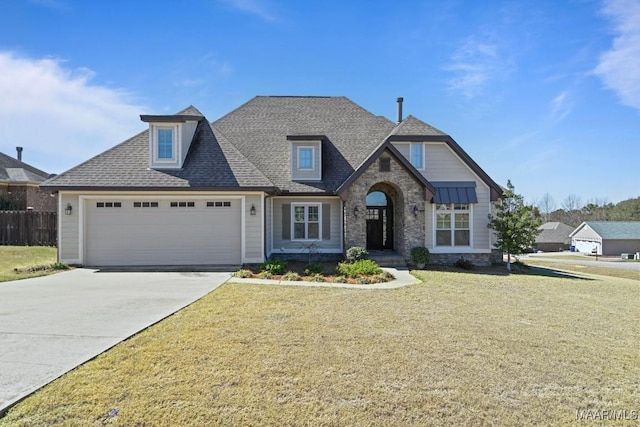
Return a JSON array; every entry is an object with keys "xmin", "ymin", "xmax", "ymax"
[{"xmin": 0, "ymin": 268, "xmax": 230, "ymax": 414}]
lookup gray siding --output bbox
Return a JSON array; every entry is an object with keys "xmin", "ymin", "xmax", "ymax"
[
  {"xmin": 290, "ymin": 141, "xmax": 322, "ymax": 181},
  {"xmin": 59, "ymin": 193, "xmax": 80, "ymax": 262},
  {"xmin": 271, "ymin": 196, "xmax": 342, "ymax": 253}
]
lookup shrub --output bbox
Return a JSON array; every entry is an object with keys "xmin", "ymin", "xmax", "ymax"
[
  {"xmin": 303, "ymin": 262, "xmax": 324, "ymax": 276},
  {"xmin": 234, "ymin": 269, "xmax": 253, "ymax": 278},
  {"xmin": 51, "ymin": 262, "xmax": 70, "ymax": 270},
  {"xmin": 411, "ymin": 246, "xmax": 430, "ymax": 266},
  {"xmin": 282, "ymin": 271, "xmax": 300, "ymax": 281},
  {"xmin": 372, "ymin": 272, "xmax": 393, "ymax": 283},
  {"xmin": 310, "ymin": 274, "xmax": 325, "ymax": 282},
  {"xmin": 332, "ymin": 275, "xmax": 348, "ymax": 283},
  {"xmin": 257, "ymin": 270, "xmax": 273, "ymax": 279},
  {"xmin": 355, "ymin": 276, "xmax": 374, "ymax": 285},
  {"xmin": 345, "ymin": 246, "xmax": 369, "ymax": 263},
  {"xmin": 337, "ymin": 259, "xmax": 382, "ymax": 277},
  {"xmin": 454, "ymin": 257, "xmax": 474, "ymax": 270},
  {"xmin": 259, "ymin": 258, "xmax": 287, "ymax": 275}
]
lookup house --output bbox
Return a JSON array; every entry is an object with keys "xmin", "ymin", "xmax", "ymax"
[
  {"xmin": 41, "ymin": 96, "xmax": 503, "ymax": 267},
  {"xmin": 534, "ymin": 222, "xmax": 574, "ymax": 252},
  {"xmin": 0, "ymin": 149, "xmax": 56, "ymax": 212},
  {"xmin": 570, "ymin": 221, "xmax": 640, "ymax": 256}
]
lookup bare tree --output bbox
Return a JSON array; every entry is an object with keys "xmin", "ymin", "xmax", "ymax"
[
  {"xmin": 561, "ymin": 194, "xmax": 583, "ymax": 226},
  {"xmin": 537, "ymin": 193, "xmax": 555, "ymax": 223}
]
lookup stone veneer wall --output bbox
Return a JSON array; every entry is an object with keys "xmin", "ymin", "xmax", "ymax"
[
  {"xmin": 344, "ymin": 150, "xmax": 426, "ymax": 261},
  {"xmin": 429, "ymin": 249, "xmax": 503, "ymax": 267}
]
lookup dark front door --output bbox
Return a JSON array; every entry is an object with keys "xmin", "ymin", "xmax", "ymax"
[{"xmin": 366, "ymin": 207, "xmax": 393, "ymax": 250}]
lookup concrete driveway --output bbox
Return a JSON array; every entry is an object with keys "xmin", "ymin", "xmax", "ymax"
[{"xmin": 0, "ymin": 268, "xmax": 231, "ymax": 414}]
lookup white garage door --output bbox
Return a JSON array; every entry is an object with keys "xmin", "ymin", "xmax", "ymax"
[
  {"xmin": 574, "ymin": 239, "xmax": 600, "ymax": 254},
  {"xmin": 85, "ymin": 199, "xmax": 242, "ymax": 266}
]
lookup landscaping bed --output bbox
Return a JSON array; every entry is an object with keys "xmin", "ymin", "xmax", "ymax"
[{"xmin": 235, "ymin": 259, "xmax": 394, "ymax": 284}]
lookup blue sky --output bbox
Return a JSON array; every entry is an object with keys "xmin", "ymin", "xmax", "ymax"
[{"xmin": 1, "ymin": 0, "xmax": 639, "ymax": 208}]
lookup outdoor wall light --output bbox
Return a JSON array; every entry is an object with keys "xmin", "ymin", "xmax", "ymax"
[
  {"xmin": 65, "ymin": 203, "xmax": 72, "ymax": 215},
  {"xmin": 353, "ymin": 206, "xmax": 359, "ymax": 217},
  {"xmin": 412, "ymin": 205, "xmax": 421, "ymax": 217},
  {"xmin": 250, "ymin": 204, "xmax": 256, "ymax": 215}
]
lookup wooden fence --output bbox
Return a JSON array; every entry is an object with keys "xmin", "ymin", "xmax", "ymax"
[{"xmin": 0, "ymin": 211, "xmax": 57, "ymax": 246}]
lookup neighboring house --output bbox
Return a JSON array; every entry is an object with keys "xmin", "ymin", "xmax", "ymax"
[
  {"xmin": 41, "ymin": 96, "xmax": 503, "ymax": 267},
  {"xmin": 534, "ymin": 222, "xmax": 574, "ymax": 252},
  {"xmin": 0, "ymin": 149, "xmax": 57, "ymax": 212},
  {"xmin": 570, "ymin": 221, "xmax": 640, "ymax": 256}
]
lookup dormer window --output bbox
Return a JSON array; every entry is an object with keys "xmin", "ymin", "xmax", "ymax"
[
  {"xmin": 157, "ymin": 127, "xmax": 175, "ymax": 160},
  {"xmin": 297, "ymin": 147, "xmax": 314, "ymax": 170},
  {"xmin": 287, "ymin": 135, "xmax": 325, "ymax": 181},
  {"xmin": 141, "ymin": 113, "xmax": 203, "ymax": 170}
]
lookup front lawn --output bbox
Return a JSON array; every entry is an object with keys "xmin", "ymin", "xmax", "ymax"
[
  {"xmin": 1, "ymin": 268, "xmax": 638, "ymax": 426},
  {"xmin": 0, "ymin": 246, "xmax": 58, "ymax": 283}
]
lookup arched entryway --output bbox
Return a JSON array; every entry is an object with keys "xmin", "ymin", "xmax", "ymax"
[{"xmin": 366, "ymin": 189, "xmax": 395, "ymax": 250}]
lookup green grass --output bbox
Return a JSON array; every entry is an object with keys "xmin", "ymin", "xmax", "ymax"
[
  {"xmin": 0, "ymin": 246, "xmax": 58, "ymax": 283},
  {"xmin": 1, "ymin": 267, "xmax": 638, "ymax": 426},
  {"xmin": 523, "ymin": 259, "xmax": 640, "ymax": 281}
]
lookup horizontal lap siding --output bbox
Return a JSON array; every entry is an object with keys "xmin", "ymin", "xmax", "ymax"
[
  {"xmin": 271, "ymin": 197, "xmax": 341, "ymax": 252},
  {"xmin": 59, "ymin": 193, "xmax": 80, "ymax": 262},
  {"xmin": 244, "ymin": 194, "xmax": 263, "ymax": 260},
  {"xmin": 423, "ymin": 143, "xmax": 491, "ymax": 250}
]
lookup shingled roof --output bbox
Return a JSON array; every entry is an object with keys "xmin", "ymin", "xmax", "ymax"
[
  {"xmin": 42, "ymin": 96, "xmax": 501, "ymax": 197},
  {"xmin": 0, "ymin": 152, "xmax": 51, "ymax": 183}
]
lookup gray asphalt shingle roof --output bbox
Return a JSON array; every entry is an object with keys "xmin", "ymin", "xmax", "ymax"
[
  {"xmin": 42, "ymin": 96, "xmax": 500, "ymax": 196},
  {"xmin": 536, "ymin": 222, "xmax": 574, "ymax": 244},
  {"xmin": 0, "ymin": 152, "xmax": 51, "ymax": 183}
]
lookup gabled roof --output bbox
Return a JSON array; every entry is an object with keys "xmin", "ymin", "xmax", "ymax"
[
  {"xmin": 42, "ymin": 96, "xmax": 502, "ymax": 197},
  {"xmin": 336, "ymin": 140, "xmax": 436, "ymax": 198},
  {"xmin": 536, "ymin": 222, "xmax": 574, "ymax": 244},
  {"xmin": 0, "ymin": 152, "xmax": 51, "ymax": 183},
  {"xmin": 570, "ymin": 221, "xmax": 640, "ymax": 239},
  {"xmin": 387, "ymin": 115, "xmax": 447, "ymax": 137}
]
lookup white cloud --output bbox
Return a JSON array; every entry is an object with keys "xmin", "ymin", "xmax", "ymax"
[
  {"xmin": 550, "ymin": 90, "xmax": 572, "ymax": 121},
  {"xmin": 219, "ymin": 0, "xmax": 280, "ymax": 22},
  {"xmin": 0, "ymin": 52, "xmax": 145, "ymax": 174},
  {"xmin": 444, "ymin": 35, "xmax": 509, "ymax": 99},
  {"xmin": 594, "ymin": 0, "xmax": 640, "ymax": 111}
]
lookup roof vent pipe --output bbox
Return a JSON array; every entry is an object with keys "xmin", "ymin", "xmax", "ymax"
[
  {"xmin": 397, "ymin": 97, "xmax": 403, "ymax": 123},
  {"xmin": 16, "ymin": 147, "xmax": 23, "ymax": 161}
]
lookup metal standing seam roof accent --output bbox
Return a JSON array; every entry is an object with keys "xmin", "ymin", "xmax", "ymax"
[{"xmin": 432, "ymin": 181, "xmax": 478, "ymax": 204}]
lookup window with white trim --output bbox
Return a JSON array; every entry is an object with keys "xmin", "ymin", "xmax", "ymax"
[
  {"xmin": 292, "ymin": 204, "xmax": 320, "ymax": 240},
  {"xmin": 157, "ymin": 127, "xmax": 174, "ymax": 160},
  {"xmin": 436, "ymin": 203, "xmax": 470, "ymax": 246},
  {"xmin": 410, "ymin": 143, "xmax": 424, "ymax": 169},
  {"xmin": 297, "ymin": 147, "xmax": 314, "ymax": 170}
]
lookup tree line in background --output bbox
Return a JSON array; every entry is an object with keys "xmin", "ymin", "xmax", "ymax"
[{"xmin": 535, "ymin": 194, "xmax": 640, "ymax": 227}]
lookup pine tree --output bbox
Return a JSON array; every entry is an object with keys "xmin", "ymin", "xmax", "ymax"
[{"xmin": 488, "ymin": 180, "xmax": 542, "ymax": 271}]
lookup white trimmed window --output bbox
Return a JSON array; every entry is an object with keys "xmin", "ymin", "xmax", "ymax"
[
  {"xmin": 410, "ymin": 143, "xmax": 424, "ymax": 169},
  {"xmin": 292, "ymin": 204, "xmax": 320, "ymax": 240},
  {"xmin": 297, "ymin": 147, "xmax": 314, "ymax": 170},
  {"xmin": 156, "ymin": 127, "xmax": 175, "ymax": 160},
  {"xmin": 436, "ymin": 203, "xmax": 471, "ymax": 246}
]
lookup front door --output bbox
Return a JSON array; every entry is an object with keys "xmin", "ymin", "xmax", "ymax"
[{"xmin": 366, "ymin": 206, "xmax": 393, "ymax": 250}]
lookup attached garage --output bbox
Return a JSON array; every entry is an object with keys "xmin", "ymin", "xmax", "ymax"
[{"xmin": 83, "ymin": 198, "xmax": 242, "ymax": 266}]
